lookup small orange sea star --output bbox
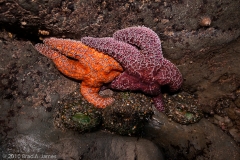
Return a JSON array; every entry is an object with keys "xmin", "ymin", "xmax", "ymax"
[{"xmin": 35, "ymin": 38, "xmax": 123, "ymax": 108}]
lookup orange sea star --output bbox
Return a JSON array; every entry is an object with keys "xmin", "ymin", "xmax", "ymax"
[{"xmin": 35, "ymin": 38, "xmax": 123, "ymax": 108}]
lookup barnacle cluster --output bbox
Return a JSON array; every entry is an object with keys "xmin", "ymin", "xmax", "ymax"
[
  {"xmin": 54, "ymin": 92, "xmax": 102, "ymax": 133},
  {"xmin": 54, "ymin": 91, "xmax": 153, "ymax": 135},
  {"xmin": 164, "ymin": 92, "xmax": 203, "ymax": 125},
  {"xmin": 102, "ymin": 92, "xmax": 153, "ymax": 136}
]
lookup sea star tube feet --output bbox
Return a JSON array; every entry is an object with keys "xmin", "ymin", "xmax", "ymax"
[
  {"xmin": 35, "ymin": 38, "xmax": 123, "ymax": 108},
  {"xmin": 81, "ymin": 26, "xmax": 183, "ymax": 112}
]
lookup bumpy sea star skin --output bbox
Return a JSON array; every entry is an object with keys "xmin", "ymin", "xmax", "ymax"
[
  {"xmin": 81, "ymin": 26, "xmax": 183, "ymax": 111},
  {"xmin": 35, "ymin": 38, "xmax": 123, "ymax": 108}
]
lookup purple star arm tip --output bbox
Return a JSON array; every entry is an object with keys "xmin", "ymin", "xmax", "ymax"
[
  {"xmin": 152, "ymin": 94, "xmax": 165, "ymax": 112},
  {"xmin": 155, "ymin": 59, "xmax": 183, "ymax": 92}
]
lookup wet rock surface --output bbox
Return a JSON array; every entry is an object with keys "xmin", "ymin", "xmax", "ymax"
[
  {"xmin": 0, "ymin": 34, "xmax": 163, "ymax": 159},
  {"xmin": 0, "ymin": 0, "xmax": 239, "ymax": 113},
  {"xmin": 51, "ymin": 131, "xmax": 164, "ymax": 160},
  {"xmin": 1, "ymin": 29, "xmax": 240, "ymax": 159},
  {"xmin": 0, "ymin": 0, "xmax": 240, "ymax": 159},
  {"xmin": 145, "ymin": 109, "xmax": 240, "ymax": 160},
  {"xmin": 1, "ymin": 0, "xmax": 239, "ymax": 47},
  {"xmin": 1, "ymin": 0, "xmax": 240, "ymax": 72}
]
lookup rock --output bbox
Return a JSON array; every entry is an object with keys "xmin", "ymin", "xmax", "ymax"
[
  {"xmin": 8, "ymin": 131, "xmax": 164, "ymax": 160},
  {"xmin": 0, "ymin": 33, "xmax": 163, "ymax": 160},
  {"xmin": 234, "ymin": 89, "xmax": 240, "ymax": 108},
  {"xmin": 53, "ymin": 131, "xmax": 164, "ymax": 160},
  {"xmin": 235, "ymin": 108, "xmax": 240, "ymax": 117},
  {"xmin": 1, "ymin": 0, "xmax": 240, "ymax": 113},
  {"xmin": 144, "ymin": 109, "xmax": 240, "ymax": 160},
  {"xmin": 0, "ymin": 0, "xmax": 240, "ymax": 54},
  {"xmin": 229, "ymin": 128, "xmax": 240, "ymax": 143},
  {"xmin": 0, "ymin": 99, "xmax": 163, "ymax": 159},
  {"xmin": 1, "ymin": 1, "xmax": 240, "ymax": 158},
  {"xmin": 179, "ymin": 38, "xmax": 240, "ymax": 113},
  {"xmin": 1, "ymin": 95, "xmax": 163, "ymax": 160}
]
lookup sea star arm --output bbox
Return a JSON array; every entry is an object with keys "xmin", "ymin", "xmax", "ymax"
[
  {"xmin": 80, "ymin": 83, "xmax": 114, "ymax": 108},
  {"xmin": 35, "ymin": 44, "xmax": 61, "ymax": 59},
  {"xmin": 110, "ymin": 72, "xmax": 161, "ymax": 95},
  {"xmin": 43, "ymin": 38, "xmax": 91, "ymax": 60},
  {"xmin": 81, "ymin": 37, "xmax": 142, "ymax": 70},
  {"xmin": 113, "ymin": 26, "xmax": 163, "ymax": 57},
  {"xmin": 152, "ymin": 94, "xmax": 165, "ymax": 112},
  {"xmin": 155, "ymin": 59, "xmax": 183, "ymax": 92},
  {"xmin": 35, "ymin": 44, "xmax": 87, "ymax": 80}
]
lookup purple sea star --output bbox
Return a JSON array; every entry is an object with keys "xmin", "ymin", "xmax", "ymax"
[{"xmin": 81, "ymin": 26, "xmax": 183, "ymax": 111}]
